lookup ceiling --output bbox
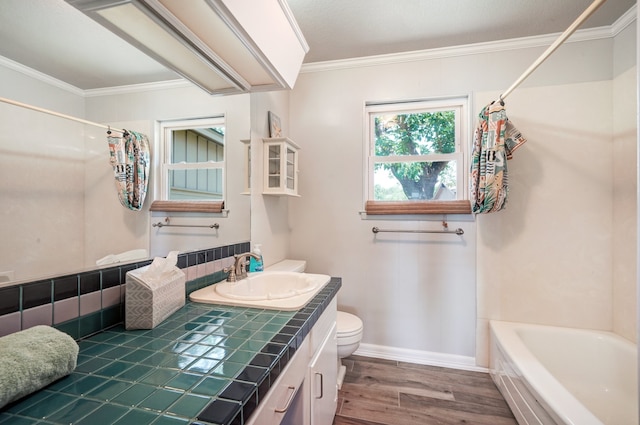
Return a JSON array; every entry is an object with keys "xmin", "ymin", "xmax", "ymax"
[{"xmin": 0, "ymin": 0, "xmax": 635, "ymax": 91}]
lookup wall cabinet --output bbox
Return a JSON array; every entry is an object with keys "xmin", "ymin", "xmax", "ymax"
[
  {"xmin": 247, "ymin": 298, "xmax": 338, "ymax": 425},
  {"xmin": 263, "ymin": 137, "xmax": 300, "ymax": 196}
]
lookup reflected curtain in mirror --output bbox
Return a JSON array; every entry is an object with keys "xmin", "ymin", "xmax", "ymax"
[{"xmin": 107, "ymin": 130, "xmax": 150, "ymax": 211}]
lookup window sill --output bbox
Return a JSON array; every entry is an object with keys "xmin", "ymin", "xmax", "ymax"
[
  {"xmin": 149, "ymin": 200, "xmax": 225, "ymax": 213},
  {"xmin": 364, "ymin": 200, "xmax": 471, "ymax": 215}
]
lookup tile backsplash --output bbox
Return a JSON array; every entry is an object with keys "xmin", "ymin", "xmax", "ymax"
[{"xmin": 0, "ymin": 242, "xmax": 249, "ymax": 339}]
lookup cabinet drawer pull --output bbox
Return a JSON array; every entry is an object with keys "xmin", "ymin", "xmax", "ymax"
[
  {"xmin": 315, "ymin": 372, "xmax": 324, "ymax": 399},
  {"xmin": 274, "ymin": 386, "xmax": 296, "ymax": 413}
]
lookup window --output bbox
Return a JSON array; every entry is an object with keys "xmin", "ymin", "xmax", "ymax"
[
  {"xmin": 150, "ymin": 117, "xmax": 226, "ymax": 213},
  {"xmin": 364, "ymin": 97, "xmax": 471, "ymax": 214}
]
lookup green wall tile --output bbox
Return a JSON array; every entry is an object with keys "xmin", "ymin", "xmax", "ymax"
[
  {"xmin": 79, "ymin": 312, "xmax": 102, "ymax": 338},
  {"xmin": 55, "ymin": 320, "xmax": 79, "ymax": 340}
]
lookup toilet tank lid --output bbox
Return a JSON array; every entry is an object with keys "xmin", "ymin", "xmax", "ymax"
[
  {"xmin": 337, "ymin": 311, "xmax": 363, "ymax": 333},
  {"xmin": 265, "ymin": 259, "xmax": 306, "ymax": 273}
]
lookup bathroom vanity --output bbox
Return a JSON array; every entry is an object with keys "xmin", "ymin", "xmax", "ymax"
[
  {"xmin": 247, "ymin": 297, "xmax": 337, "ymax": 425},
  {"xmin": 0, "ymin": 277, "xmax": 340, "ymax": 425}
]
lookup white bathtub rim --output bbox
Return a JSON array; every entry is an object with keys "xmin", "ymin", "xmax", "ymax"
[{"xmin": 490, "ymin": 320, "xmax": 611, "ymax": 425}]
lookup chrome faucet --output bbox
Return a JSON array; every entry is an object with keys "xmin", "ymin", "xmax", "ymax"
[{"xmin": 224, "ymin": 252, "xmax": 261, "ymax": 282}]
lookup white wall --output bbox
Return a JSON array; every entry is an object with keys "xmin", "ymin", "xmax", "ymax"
[
  {"xmin": 475, "ymin": 81, "xmax": 615, "ymax": 365},
  {"xmin": 287, "ymin": 29, "xmax": 633, "ymax": 367},
  {"xmin": 249, "ymin": 90, "xmax": 293, "ymax": 267}
]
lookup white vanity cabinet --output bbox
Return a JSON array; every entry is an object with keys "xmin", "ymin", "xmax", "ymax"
[
  {"xmin": 308, "ymin": 320, "xmax": 338, "ymax": 425},
  {"xmin": 247, "ymin": 298, "xmax": 338, "ymax": 425},
  {"xmin": 262, "ymin": 137, "xmax": 300, "ymax": 196}
]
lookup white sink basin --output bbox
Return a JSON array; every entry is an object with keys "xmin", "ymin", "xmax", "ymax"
[
  {"xmin": 189, "ymin": 271, "xmax": 330, "ymax": 311},
  {"xmin": 215, "ymin": 271, "xmax": 321, "ymax": 300}
]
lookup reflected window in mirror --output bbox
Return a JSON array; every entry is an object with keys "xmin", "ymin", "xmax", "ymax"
[{"xmin": 152, "ymin": 117, "xmax": 226, "ymax": 213}]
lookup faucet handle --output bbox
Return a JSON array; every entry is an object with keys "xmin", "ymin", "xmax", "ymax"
[
  {"xmin": 235, "ymin": 254, "xmax": 249, "ymax": 280},
  {"xmin": 223, "ymin": 265, "xmax": 237, "ymax": 282}
]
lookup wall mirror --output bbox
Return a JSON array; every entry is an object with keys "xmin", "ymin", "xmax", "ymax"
[
  {"xmin": 0, "ymin": 0, "xmax": 252, "ymax": 288},
  {"xmin": 0, "ymin": 93, "xmax": 251, "ymax": 286}
]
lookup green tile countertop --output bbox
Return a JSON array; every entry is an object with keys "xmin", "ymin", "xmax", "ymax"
[{"xmin": 0, "ymin": 278, "xmax": 341, "ymax": 425}]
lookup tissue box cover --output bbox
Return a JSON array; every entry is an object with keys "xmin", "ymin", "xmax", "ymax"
[{"xmin": 125, "ymin": 265, "xmax": 185, "ymax": 330}]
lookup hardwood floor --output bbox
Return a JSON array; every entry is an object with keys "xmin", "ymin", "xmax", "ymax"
[{"xmin": 333, "ymin": 355, "xmax": 518, "ymax": 425}]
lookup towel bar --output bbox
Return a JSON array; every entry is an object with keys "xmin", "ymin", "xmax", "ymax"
[
  {"xmin": 372, "ymin": 226, "xmax": 463, "ymax": 235},
  {"xmin": 153, "ymin": 218, "xmax": 219, "ymax": 229},
  {"xmin": 153, "ymin": 222, "xmax": 219, "ymax": 229}
]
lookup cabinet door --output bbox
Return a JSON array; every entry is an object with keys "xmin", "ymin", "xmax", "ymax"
[
  {"xmin": 267, "ymin": 143, "xmax": 282, "ymax": 189},
  {"xmin": 285, "ymin": 146, "xmax": 297, "ymax": 191},
  {"xmin": 309, "ymin": 322, "xmax": 338, "ymax": 425},
  {"xmin": 246, "ymin": 338, "xmax": 309, "ymax": 425}
]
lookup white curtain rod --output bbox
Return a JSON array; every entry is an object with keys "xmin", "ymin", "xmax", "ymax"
[
  {"xmin": 500, "ymin": 0, "xmax": 607, "ymax": 102},
  {"xmin": 0, "ymin": 95, "xmax": 126, "ymax": 134}
]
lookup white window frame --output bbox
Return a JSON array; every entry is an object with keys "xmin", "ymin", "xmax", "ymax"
[
  {"xmin": 364, "ymin": 96, "xmax": 469, "ymax": 211},
  {"xmin": 158, "ymin": 116, "xmax": 226, "ymax": 202}
]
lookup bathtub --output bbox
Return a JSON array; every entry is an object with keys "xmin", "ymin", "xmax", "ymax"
[{"xmin": 489, "ymin": 320, "xmax": 638, "ymax": 425}]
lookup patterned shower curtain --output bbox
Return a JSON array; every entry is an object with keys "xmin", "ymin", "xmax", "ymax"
[
  {"xmin": 470, "ymin": 102, "xmax": 526, "ymax": 213},
  {"xmin": 107, "ymin": 130, "xmax": 150, "ymax": 211}
]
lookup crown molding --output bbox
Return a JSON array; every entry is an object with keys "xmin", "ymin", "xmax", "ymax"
[
  {"xmin": 83, "ymin": 79, "xmax": 191, "ymax": 97},
  {"xmin": 2, "ymin": 4, "xmax": 636, "ymax": 95},
  {"xmin": 611, "ymin": 3, "xmax": 637, "ymax": 37},
  {"xmin": 0, "ymin": 53, "xmax": 191, "ymax": 97},
  {"xmin": 0, "ymin": 56, "xmax": 85, "ymax": 96},
  {"xmin": 301, "ymin": 6, "xmax": 637, "ymax": 74}
]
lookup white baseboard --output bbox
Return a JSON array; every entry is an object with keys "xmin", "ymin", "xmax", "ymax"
[{"xmin": 353, "ymin": 343, "xmax": 488, "ymax": 373}]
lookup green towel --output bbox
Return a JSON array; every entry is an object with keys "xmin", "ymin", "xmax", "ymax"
[{"xmin": 0, "ymin": 325, "xmax": 79, "ymax": 408}]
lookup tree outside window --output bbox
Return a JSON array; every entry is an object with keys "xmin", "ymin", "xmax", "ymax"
[{"xmin": 366, "ymin": 98, "xmax": 467, "ymax": 206}]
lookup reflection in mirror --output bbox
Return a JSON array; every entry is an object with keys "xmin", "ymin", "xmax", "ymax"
[
  {"xmin": 160, "ymin": 117, "xmax": 226, "ymax": 202},
  {"xmin": 0, "ymin": 102, "xmax": 88, "ymax": 285},
  {"xmin": 0, "ymin": 82, "xmax": 251, "ymax": 287},
  {"xmin": 0, "ymin": 3, "xmax": 252, "ymax": 290}
]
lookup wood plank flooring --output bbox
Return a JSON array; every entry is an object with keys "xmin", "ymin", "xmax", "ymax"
[{"xmin": 333, "ymin": 355, "xmax": 518, "ymax": 425}]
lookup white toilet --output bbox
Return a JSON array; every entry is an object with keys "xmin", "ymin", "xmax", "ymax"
[
  {"xmin": 336, "ymin": 310, "xmax": 363, "ymax": 388},
  {"xmin": 266, "ymin": 259, "xmax": 364, "ymax": 389}
]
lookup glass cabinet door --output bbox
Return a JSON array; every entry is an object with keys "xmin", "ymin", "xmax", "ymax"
[
  {"xmin": 286, "ymin": 146, "xmax": 296, "ymax": 190},
  {"xmin": 263, "ymin": 137, "xmax": 300, "ymax": 196},
  {"xmin": 268, "ymin": 144, "xmax": 282, "ymax": 189}
]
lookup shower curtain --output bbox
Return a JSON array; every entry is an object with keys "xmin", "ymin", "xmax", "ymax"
[
  {"xmin": 470, "ymin": 102, "xmax": 526, "ymax": 213},
  {"xmin": 107, "ymin": 130, "xmax": 150, "ymax": 211}
]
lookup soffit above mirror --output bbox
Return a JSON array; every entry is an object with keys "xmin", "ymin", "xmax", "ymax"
[{"xmin": 65, "ymin": 0, "xmax": 309, "ymax": 95}]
